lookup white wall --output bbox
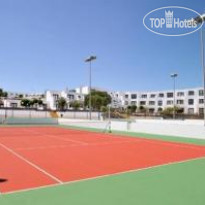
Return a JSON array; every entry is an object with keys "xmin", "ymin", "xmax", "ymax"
[
  {"xmin": 111, "ymin": 119, "xmax": 205, "ymax": 139},
  {"xmin": 58, "ymin": 118, "xmax": 205, "ymax": 140}
]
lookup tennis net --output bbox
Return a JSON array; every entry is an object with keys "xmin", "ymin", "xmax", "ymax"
[{"xmin": 59, "ymin": 119, "xmax": 111, "ymax": 133}]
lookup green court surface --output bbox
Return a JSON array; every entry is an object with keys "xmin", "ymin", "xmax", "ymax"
[{"xmin": 1, "ymin": 128, "xmax": 205, "ymax": 205}]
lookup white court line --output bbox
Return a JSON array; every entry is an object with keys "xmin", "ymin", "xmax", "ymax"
[
  {"xmin": 57, "ymin": 126, "xmax": 205, "ymax": 151},
  {"xmin": 108, "ymin": 132, "xmax": 205, "ymax": 151},
  {"xmin": 46, "ymin": 134, "xmax": 88, "ymax": 145},
  {"xmin": 15, "ymin": 140, "xmax": 135, "ymax": 151},
  {"xmin": 0, "ymin": 142, "xmax": 63, "ymax": 184},
  {"xmin": 3, "ymin": 155, "xmax": 205, "ymax": 195},
  {"xmin": 129, "ymin": 136, "xmax": 205, "ymax": 151},
  {"xmin": 23, "ymin": 128, "xmax": 88, "ymax": 145},
  {"xmin": 21, "ymin": 127, "xmax": 205, "ymax": 152}
]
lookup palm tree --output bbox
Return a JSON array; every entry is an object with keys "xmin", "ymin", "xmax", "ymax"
[
  {"xmin": 0, "ymin": 99, "xmax": 3, "ymax": 107},
  {"xmin": 69, "ymin": 101, "xmax": 82, "ymax": 110},
  {"xmin": 57, "ymin": 97, "xmax": 67, "ymax": 111},
  {"xmin": 20, "ymin": 99, "xmax": 31, "ymax": 108}
]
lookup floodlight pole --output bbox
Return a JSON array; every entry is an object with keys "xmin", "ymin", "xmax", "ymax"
[
  {"xmin": 200, "ymin": 29, "xmax": 205, "ymax": 126},
  {"xmin": 192, "ymin": 14, "xmax": 205, "ymax": 126},
  {"xmin": 85, "ymin": 56, "xmax": 97, "ymax": 120},
  {"xmin": 170, "ymin": 73, "xmax": 178, "ymax": 120},
  {"xmin": 108, "ymin": 104, "xmax": 111, "ymax": 133},
  {"xmin": 89, "ymin": 60, "xmax": 92, "ymax": 120}
]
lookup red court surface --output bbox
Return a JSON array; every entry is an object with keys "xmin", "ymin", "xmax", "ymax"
[{"xmin": 1, "ymin": 126, "xmax": 205, "ymax": 194}]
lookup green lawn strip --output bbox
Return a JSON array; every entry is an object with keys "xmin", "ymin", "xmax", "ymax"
[
  {"xmin": 59, "ymin": 125, "xmax": 205, "ymax": 146},
  {"xmin": 1, "ymin": 157, "xmax": 205, "ymax": 205},
  {"xmin": 112, "ymin": 131, "xmax": 205, "ymax": 146}
]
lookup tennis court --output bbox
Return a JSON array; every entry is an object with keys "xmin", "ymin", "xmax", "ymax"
[{"xmin": 1, "ymin": 124, "xmax": 205, "ymax": 198}]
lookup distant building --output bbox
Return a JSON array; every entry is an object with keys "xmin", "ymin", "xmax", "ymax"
[
  {"xmin": 75, "ymin": 86, "xmax": 105, "ymax": 95},
  {"xmin": 1, "ymin": 91, "xmax": 45, "ymax": 109},
  {"xmin": 110, "ymin": 87, "xmax": 204, "ymax": 115},
  {"xmin": 1, "ymin": 86, "xmax": 204, "ymax": 115},
  {"xmin": 45, "ymin": 89, "xmax": 84, "ymax": 110},
  {"xmin": 3, "ymin": 99, "xmax": 21, "ymax": 108}
]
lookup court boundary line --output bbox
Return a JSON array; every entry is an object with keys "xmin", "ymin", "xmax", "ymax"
[
  {"xmin": 14, "ymin": 139, "xmax": 136, "ymax": 150},
  {"xmin": 22, "ymin": 128, "xmax": 89, "ymax": 145},
  {"xmin": 1, "ymin": 131, "xmax": 205, "ymax": 152},
  {"xmin": 20, "ymin": 127, "xmax": 205, "ymax": 152},
  {"xmin": 1, "ymin": 125, "xmax": 203, "ymax": 151},
  {"xmin": 0, "ymin": 142, "xmax": 63, "ymax": 184},
  {"xmin": 130, "ymin": 136, "xmax": 205, "ymax": 151},
  {"xmin": 59, "ymin": 124, "xmax": 205, "ymax": 142},
  {"xmin": 1, "ymin": 127, "xmax": 205, "ymax": 195},
  {"xmin": 45, "ymin": 134, "xmax": 88, "ymax": 145},
  {"xmin": 14, "ymin": 138, "xmax": 205, "ymax": 151},
  {"xmin": 2, "ymin": 155, "xmax": 205, "ymax": 195}
]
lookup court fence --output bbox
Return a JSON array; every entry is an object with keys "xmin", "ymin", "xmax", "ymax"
[{"xmin": 0, "ymin": 108, "xmax": 102, "ymax": 125}]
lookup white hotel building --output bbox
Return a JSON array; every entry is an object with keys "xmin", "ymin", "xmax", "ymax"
[
  {"xmin": 45, "ymin": 86, "xmax": 105, "ymax": 110},
  {"xmin": 45, "ymin": 86, "xmax": 204, "ymax": 115},
  {"xmin": 110, "ymin": 87, "xmax": 204, "ymax": 115},
  {"xmin": 2, "ymin": 86, "xmax": 203, "ymax": 115},
  {"xmin": 45, "ymin": 89, "xmax": 85, "ymax": 110}
]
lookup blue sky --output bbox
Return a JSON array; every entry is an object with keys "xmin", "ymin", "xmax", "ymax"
[{"xmin": 0, "ymin": 0, "xmax": 204, "ymax": 93}]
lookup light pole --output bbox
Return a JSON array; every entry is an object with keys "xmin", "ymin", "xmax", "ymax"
[
  {"xmin": 201, "ymin": 28, "xmax": 205, "ymax": 126},
  {"xmin": 108, "ymin": 104, "xmax": 111, "ymax": 133},
  {"xmin": 85, "ymin": 55, "xmax": 97, "ymax": 120},
  {"xmin": 170, "ymin": 73, "xmax": 178, "ymax": 119},
  {"xmin": 190, "ymin": 14, "xmax": 205, "ymax": 126}
]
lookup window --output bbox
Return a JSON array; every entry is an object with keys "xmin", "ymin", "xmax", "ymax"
[
  {"xmin": 158, "ymin": 101, "xmax": 163, "ymax": 106},
  {"xmin": 141, "ymin": 94, "xmax": 147, "ymax": 98},
  {"xmin": 188, "ymin": 99, "xmax": 194, "ymax": 105},
  {"xmin": 199, "ymin": 99, "xmax": 204, "ymax": 104},
  {"xmin": 53, "ymin": 94, "xmax": 59, "ymax": 100},
  {"xmin": 188, "ymin": 108, "xmax": 194, "ymax": 114},
  {"xmin": 140, "ymin": 101, "xmax": 146, "ymax": 105},
  {"xmin": 188, "ymin": 91, "xmax": 194, "ymax": 96},
  {"xmin": 167, "ymin": 92, "xmax": 173, "ymax": 98},
  {"xmin": 199, "ymin": 90, "xmax": 204, "ymax": 96},
  {"xmin": 131, "ymin": 94, "xmax": 137, "ymax": 99},
  {"xmin": 125, "ymin": 101, "xmax": 129, "ymax": 105},
  {"xmin": 149, "ymin": 101, "xmax": 155, "ymax": 105},
  {"xmin": 125, "ymin": 94, "xmax": 129, "ymax": 99},
  {"xmin": 148, "ymin": 108, "xmax": 155, "ymax": 113},
  {"xmin": 158, "ymin": 93, "xmax": 164, "ymax": 97},
  {"xmin": 67, "ymin": 94, "xmax": 74, "ymax": 100},
  {"xmin": 167, "ymin": 100, "xmax": 173, "ymax": 105},
  {"xmin": 177, "ymin": 92, "xmax": 184, "ymax": 97},
  {"xmin": 10, "ymin": 103, "xmax": 18, "ymax": 108},
  {"xmin": 177, "ymin": 100, "xmax": 184, "ymax": 105},
  {"xmin": 199, "ymin": 108, "xmax": 204, "ymax": 115},
  {"xmin": 150, "ymin": 94, "xmax": 156, "ymax": 98},
  {"xmin": 131, "ymin": 101, "xmax": 136, "ymax": 105}
]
